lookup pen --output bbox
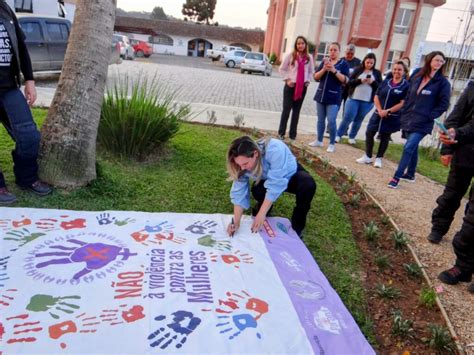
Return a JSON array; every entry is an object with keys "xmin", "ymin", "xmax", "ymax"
[{"xmin": 230, "ymin": 217, "xmax": 235, "ymax": 237}]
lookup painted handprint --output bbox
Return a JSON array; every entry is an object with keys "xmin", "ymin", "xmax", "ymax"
[
  {"xmin": 209, "ymin": 250, "xmax": 254, "ymax": 269},
  {"xmin": 96, "ymin": 213, "xmax": 115, "ymax": 226},
  {"xmin": 4, "ymin": 228, "xmax": 45, "ymax": 246},
  {"xmin": 34, "ymin": 239, "xmax": 137, "ymax": 280},
  {"xmin": 0, "ymin": 255, "xmax": 10, "ymax": 287},
  {"xmin": 198, "ymin": 235, "xmax": 231, "ymax": 251},
  {"xmin": 144, "ymin": 221, "xmax": 174, "ymax": 233},
  {"xmin": 26, "ymin": 294, "xmax": 81, "ymax": 319},
  {"xmin": 216, "ymin": 313, "xmax": 261, "ymax": 340},
  {"xmin": 114, "ymin": 218, "xmax": 135, "ymax": 227},
  {"xmin": 148, "ymin": 310, "xmax": 201, "ymax": 349},
  {"xmin": 0, "ymin": 217, "xmax": 31, "ymax": 230},
  {"xmin": 131, "ymin": 221, "xmax": 182, "ymax": 246},
  {"xmin": 185, "ymin": 220, "xmax": 217, "ymax": 235}
]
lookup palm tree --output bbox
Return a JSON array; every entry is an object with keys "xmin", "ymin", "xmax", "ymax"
[{"xmin": 39, "ymin": 0, "xmax": 117, "ymax": 188}]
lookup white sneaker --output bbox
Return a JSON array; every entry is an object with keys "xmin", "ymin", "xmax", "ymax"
[
  {"xmin": 348, "ymin": 138, "xmax": 356, "ymax": 145},
  {"xmin": 356, "ymin": 155, "xmax": 373, "ymax": 164},
  {"xmin": 308, "ymin": 140, "xmax": 323, "ymax": 147},
  {"xmin": 326, "ymin": 144, "xmax": 335, "ymax": 153},
  {"xmin": 374, "ymin": 158, "xmax": 382, "ymax": 168},
  {"xmin": 335, "ymin": 136, "xmax": 341, "ymax": 143}
]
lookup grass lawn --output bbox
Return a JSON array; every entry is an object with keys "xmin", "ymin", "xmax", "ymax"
[
  {"xmin": 1, "ymin": 109, "xmax": 373, "ymax": 342},
  {"xmin": 344, "ymin": 138, "xmax": 449, "ymax": 185}
]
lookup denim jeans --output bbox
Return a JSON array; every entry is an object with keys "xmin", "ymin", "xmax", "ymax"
[
  {"xmin": 0, "ymin": 88, "xmax": 41, "ymax": 187},
  {"xmin": 316, "ymin": 102, "xmax": 339, "ymax": 145},
  {"xmin": 336, "ymin": 98, "xmax": 374, "ymax": 139},
  {"xmin": 394, "ymin": 131, "xmax": 426, "ymax": 178}
]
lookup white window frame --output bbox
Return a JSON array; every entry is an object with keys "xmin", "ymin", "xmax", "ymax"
[
  {"xmin": 316, "ymin": 42, "xmax": 330, "ymax": 62},
  {"xmin": 292, "ymin": 0, "xmax": 297, "ymax": 17},
  {"xmin": 385, "ymin": 50, "xmax": 403, "ymax": 71},
  {"xmin": 394, "ymin": 8, "xmax": 413, "ymax": 34},
  {"xmin": 324, "ymin": 0, "xmax": 342, "ymax": 26},
  {"xmin": 15, "ymin": 0, "xmax": 33, "ymax": 13}
]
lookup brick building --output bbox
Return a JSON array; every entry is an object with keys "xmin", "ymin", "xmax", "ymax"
[{"xmin": 264, "ymin": 0, "xmax": 446, "ymax": 70}]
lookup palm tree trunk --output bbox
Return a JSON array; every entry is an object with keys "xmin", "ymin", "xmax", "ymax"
[{"xmin": 39, "ymin": 0, "xmax": 116, "ymax": 188}]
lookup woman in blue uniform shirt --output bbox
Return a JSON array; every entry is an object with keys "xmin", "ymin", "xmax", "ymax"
[
  {"xmin": 226, "ymin": 136, "xmax": 316, "ymax": 238},
  {"xmin": 356, "ymin": 61, "xmax": 410, "ymax": 168}
]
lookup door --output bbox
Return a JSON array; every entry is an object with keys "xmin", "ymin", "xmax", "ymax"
[
  {"xmin": 45, "ymin": 21, "xmax": 69, "ymax": 70},
  {"xmin": 18, "ymin": 19, "xmax": 50, "ymax": 71}
]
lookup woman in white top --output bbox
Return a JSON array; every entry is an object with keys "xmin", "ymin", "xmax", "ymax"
[{"xmin": 278, "ymin": 36, "xmax": 314, "ymax": 141}]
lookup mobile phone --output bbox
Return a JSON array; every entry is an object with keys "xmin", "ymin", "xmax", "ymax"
[
  {"xmin": 366, "ymin": 74, "xmax": 371, "ymax": 79},
  {"xmin": 434, "ymin": 118, "xmax": 449, "ymax": 135}
]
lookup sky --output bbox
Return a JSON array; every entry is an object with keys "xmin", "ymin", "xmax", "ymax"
[{"xmin": 117, "ymin": 0, "xmax": 472, "ymax": 42}]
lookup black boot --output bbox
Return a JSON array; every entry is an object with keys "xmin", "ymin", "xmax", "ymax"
[{"xmin": 438, "ymin": 266, "xmax": 472, "ymax": 285}]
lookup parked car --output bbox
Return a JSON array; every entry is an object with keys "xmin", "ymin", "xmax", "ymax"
[
  {"xmin": 130, "ymin": 39, "xmax": 153, "ymax": 58},
  {"xmin": 206, "ymin": 45, "xmax": 243, "ymax": 61},
  {"xmin": 112, "ymin": 34, "xmax": 134, "ymax": 60},
  {"xmin": 109, "ymin": 38, "xmax": 122, "ymax": 65},
  {"xmin": 18, "ymin": 14, "xmax": 71, "ymax": 71},
  {"xmin": 223, "ymin": 50, "xmax": 247, "ymax": 68},
  {"xmin": 241, "ymin": 52, "xmax": 273, "ymax": 76}
]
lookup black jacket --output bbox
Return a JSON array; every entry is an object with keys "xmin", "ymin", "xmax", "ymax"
[
  {"xmin": 441, "ymin": 81, "xmax": 474, "ymax": 169},
  {"xmin": 347, "ymin": 66, "xmax": 382, "ymax": 102},
  {"xmin": 0, "ymin": 1, "xmax": 34, "ymax": 87}
]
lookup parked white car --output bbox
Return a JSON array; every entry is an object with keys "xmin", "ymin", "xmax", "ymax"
[
  {"xmin": 206, "ymin": 45, "xmax": 243, "ymax": 61},
  {"xmin": 240, "ymin": 52, "xmax": 272, "ymax": 76},
  {"xmin": 223, "ymin": 50, "xmax": 247, "ymax": 68},
  {"xmin": 113, "ymin": 34, "xmax": 134, "ymax": 60}
]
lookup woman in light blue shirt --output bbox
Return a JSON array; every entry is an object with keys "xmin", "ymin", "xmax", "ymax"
[{"xmin": 226, "ymin": 136, "xmax": 316, "ymax": 238}]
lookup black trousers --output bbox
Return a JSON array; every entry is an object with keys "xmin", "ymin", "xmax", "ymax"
[
  {"xmin": 278, "ymin": 85, "xmax": 307, "ymax": 140},
  {"xmin": 365, "ymin": 130, "xmax": 391, "ymax": 158},
  {"xmin": 251, "ymin": 164, "xmax": 316, "ymax": 236},
  {"xmin": 431, "ymin": 165, "xmax": 474, "ymax": 271}
]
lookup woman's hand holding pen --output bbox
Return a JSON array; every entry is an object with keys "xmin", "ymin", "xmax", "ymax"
[{"xmin": 227, "ymin": 218, "xmax": 239, "ymax": 237}]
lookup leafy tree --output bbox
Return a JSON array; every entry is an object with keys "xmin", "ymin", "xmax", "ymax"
[
  {"xmin": 182, "ymin": 0, "xmax": 216, "ymax": 24},
  {"xmin": 151, "ymin": 6, "xmax": 167, "ymax": 20}
]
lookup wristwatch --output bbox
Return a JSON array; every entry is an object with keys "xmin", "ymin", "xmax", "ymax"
[
  {"xmin": 387, "ymin": 110, "xmax": 392, "ymax": 115},
  {"xmin": 333, "ymin": 70, "xmax": 339, "ymax": 75}
]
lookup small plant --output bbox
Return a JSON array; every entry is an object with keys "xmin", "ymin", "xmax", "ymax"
[
  {"xmin": 269, "ymin": 52, "xmax": 278, "ymax": 64},
  {"xmin": 381, "ymin": 214, "xmax": 391, "ymax": 226},
  {"xmin": 391, "ymin": 310, "xmax": 414, "ymax": 338},
  {"xmin": 335, "ymin": 166, "xmax": 346, "ymax": 175},
  {"xmin": 348, "ymin": 171, "xmax": 357, "ymax": 184},
  {"xmin": 340, "ymin": 182, "xmax": 350, "ymax": 194},
  {"xmin": 348, "ymin": 193, "xmax": 361, "ymax": 207},
  {"xmin": 233, "ymin": 112, "xmax": 245, "ymax": 128},
  {"xmin": 425, "ymin": 323, "xmax": 457, "ymax": 353},
  {"xmin": 364, "ymin": 221, "xmax": 380, "ymax": 242},
  {"xmin": 404, "ymin": 263, "xmax": 423, "ymax": 279},
  {"xmin": 419, "ymin": 287, "xmax": 437, "ymax": 309},
  {"xmin": 375, "ymin": 253, "xmax": 391, "ymax": 270},
  {"xmin": 329, "ymin": 174, "xmax": 338, "ymax": 183},
  {"xmin": 376, "ymin": 283, "xmax": 401, "ymax": 299},
  {"xmin": 392, "ymin": 230, "xmax": 409, "ymax": 250},
  {"xmin": 206, "ymin": 110, "xmax": 217, "ymax": 125},
  {"xmin": 320, "ymin": 157, "xmax": 330, "ymax": 170}
]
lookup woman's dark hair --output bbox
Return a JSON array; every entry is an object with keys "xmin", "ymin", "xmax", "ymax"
[
  {"xmin": 329, "ymin": 42, "xmax": 341, "ymax": 50},
  {"xmin": 415, "ymin": 51, "xmax": 446, "ymax": 79},
  {"xmin": 361, "ymin": 52, "xmax": 377, "ymax": 70},
  {"xmin": 291, "ymin": 35, "xmax": 309, "ymax": 65},
  {"xmin": 400, "ymin": 56, "xmax": 411, "ymax": 68}
]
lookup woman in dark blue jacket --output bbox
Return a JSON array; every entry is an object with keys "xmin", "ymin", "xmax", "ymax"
[
  {"xmin": 308, "ymin": 42, "xmax": 349, "ymax": 153},
  {"xmin": 356, "ymin": 61, "xmax": 409, "ymax": 168},
  {"xmin": 388, "ymin": 51, "xmax": 451, "ymax": 188}
]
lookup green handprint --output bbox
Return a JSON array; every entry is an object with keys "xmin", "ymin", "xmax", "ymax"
[
  {"xmin": 198, "ymin": 235, "xmax": 231, "ymax": 251},
  {"xmin": 5, "ymin": 228, "xmax": 45, "ymax": 246},
  {"xmin": 26, "ymin": 294, "xmax": 81, "ymax": 319},
  {"xmin": 114, "ymin": 218, "xmax": 136, "ymax": 227}
]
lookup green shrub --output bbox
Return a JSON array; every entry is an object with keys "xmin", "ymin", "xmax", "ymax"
[
  {"xmin": 375, "ymin": 253, "xmax": 391, "ymax": 270},
  {"xmin": 425, "ymin": 323, "xmax": 457, "ymax": 353},
  {"xmin": 364, "ymin": 221, "xmax": 379, "ymax": 242},
  {"xmin": 376, "ymin": 283, "xmax": 401, "ymax": 299},
  {"xmin": 419, "ymin": 287, "xmax": 437, "ymax": 309},
  {"xmin": 99, "ymin": 73, "xmax": 190, "ymax": 160},
  {"xmin": 269, "ymin": 52, "xmax": 278, "ymax": 64},
  {"xmin": 392, "ymin": 230, "xmax": 409, "ymax": 250},
  {"xmin": 391, "ymin": 309, "xmax": 414, "ymax": 338},
  {"xmin": 404, "ymin": 263, "xmax": 423, "ymax": 279}
]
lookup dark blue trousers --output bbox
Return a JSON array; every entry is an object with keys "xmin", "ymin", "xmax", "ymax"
[{"xmin": 0, "ymin": 88, "xmax": 40, "ymax": 188}]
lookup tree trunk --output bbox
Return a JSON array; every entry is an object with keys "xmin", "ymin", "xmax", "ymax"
[{"xmin": 38, "ymin": 0, "xmax": 116, "ymax": 188}]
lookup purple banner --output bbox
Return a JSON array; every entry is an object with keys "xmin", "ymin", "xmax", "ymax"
[{"xmin": 261, "ymin": 217, "xmax": 375, "ymax": 355}]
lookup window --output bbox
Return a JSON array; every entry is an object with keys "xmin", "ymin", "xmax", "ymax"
[
  {"xmin": 385, "ymin": 50, "xmax": 403, "ymax": 71},
  {"xmin": 316, "ymin": 42, "xmax": 329, "ymax": 62},
  {"xmin": 46, "ymin": 22, "xmax": 69, "ymax": 41},
  {"xmin": 283, "ymin": 38, "xmax": 287, "ymax": 53},
  {"xmin": 286, "ymin": 3, "xmax": 293, "ymax": 20},
  {"xmin": 18, "ymin": 21, "xmax": 43, "ymax": 42},
  {"xmin": 292, "ymin": 0, "xmax": 297, "ymax": 17},
  {"xmin": 58, "ymin": 0, "xmax": 66, "ymax": 18},
  {"xmin": 150, "ymin": 34, "xmax": 173, "ymax": 46},
  {"xmin": 324, "ymin": 0, "xmax": 343, "ymax": 26},
  {"xmin": 394, "ymin": 8, "xmax": 413, "ymax": 34},
  {"xmin": 15, "ymin": 0, "xmax": 32, "ymax": 12}
]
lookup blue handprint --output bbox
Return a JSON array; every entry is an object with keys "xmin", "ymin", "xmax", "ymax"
[
  {"xmin": 216, "ymin": 313, "xmax": 262, "ymax": 340},
  {"xmin": 144, "ymin": 221, "xmax": 173, "ymax": 233},
  {"xmin": 96, "ymin": 213, "xmax": 115, "ymax": 225},
  {"xmin": 148, "ymin": 310, "xmax": 201, "ymax": 349}
]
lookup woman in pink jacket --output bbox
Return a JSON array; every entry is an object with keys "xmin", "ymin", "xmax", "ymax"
[{"xmin": 278, "ymin": 36, "xmax": 314, "ymax": 141}]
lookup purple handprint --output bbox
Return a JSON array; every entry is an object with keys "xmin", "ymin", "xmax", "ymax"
[
  {"xmin": 35, "ymin": 239, "xmax": 137, "ymax": 280},
  {"xmin": 148, "ymin": 310, "xmax": 201, "ymax": 349}
]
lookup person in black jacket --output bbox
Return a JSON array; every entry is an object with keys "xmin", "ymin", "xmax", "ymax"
[
  {"xmin": 0, "ymin": 1, "xmax": 51, "ymax": 205},
  {"xmin": 336, "ymin": 53, "xmax": 382, "ymax": 145},
  {"xmin": 427, "ymin": 81, "xmax": 473, "ymax": 294}
]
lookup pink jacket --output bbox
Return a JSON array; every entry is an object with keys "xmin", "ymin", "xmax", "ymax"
[{"xmin": 279, "ymin": 53, "xmax": 315, "ymax": 84}]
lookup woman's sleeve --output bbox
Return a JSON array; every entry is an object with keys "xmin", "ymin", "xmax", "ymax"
[
  {"xmin": 263, "ymin": 144, "xmax": 294, "ymax": 202},
  {"xmin": 348, "ymin": 69, "xmax": 361, "ymax": 88},
  {"xmin": 430, "ymin": 79, "xmax": 451, "ymax": 120},
  {"xmin": 230, "ymin": 176, "xmax": 251, "ymax": 209},
  {"xmin": 370, "ymin": 70, "xmax": 382, "ymax": 92},
  {"xmin": 279, "ymin": 54, "xmax": 291, "ymax": 80},
  {"xmin": 307, "ymin": 54, "xmax": 315, "ymax": 80}
]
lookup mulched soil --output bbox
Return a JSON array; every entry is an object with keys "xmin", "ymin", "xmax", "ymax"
[{"xmin": 292, "ymin": 149, "xmax": 453, "ymax": 354}]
